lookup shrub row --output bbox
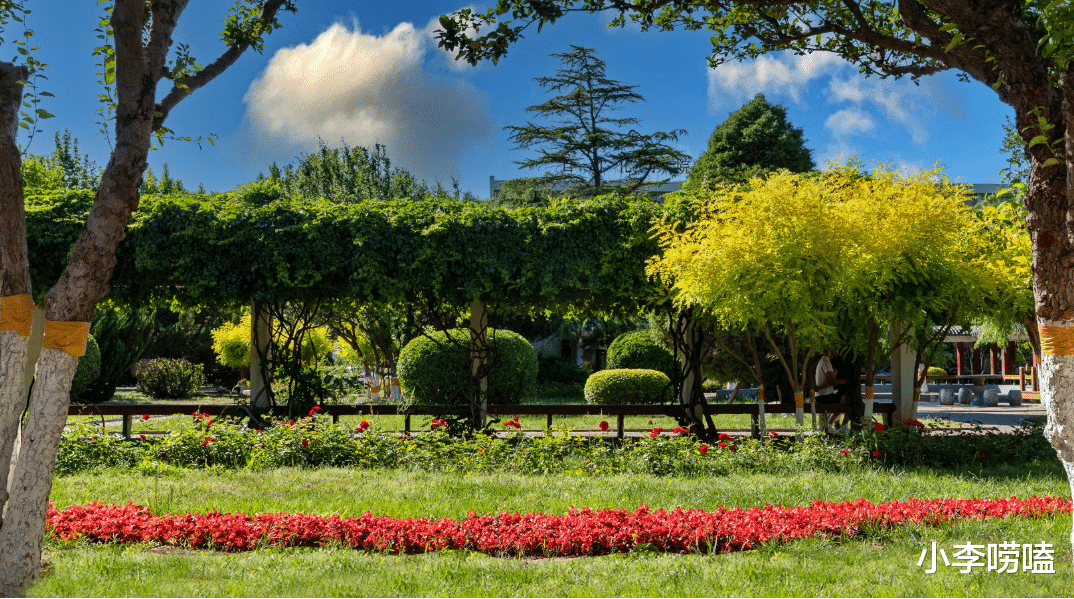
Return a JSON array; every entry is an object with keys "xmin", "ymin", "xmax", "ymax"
[{"xmin": 56, "ymin": 414, "xmax": 1058, "ymax": 477}]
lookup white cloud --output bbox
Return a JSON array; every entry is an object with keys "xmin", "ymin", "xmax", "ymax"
[
  {"xmin": 241, "ymin": 21, "xmax": 494, "ymax": 186},
  {"xmin": 825, "ymin": 109, "xmax": 875, "ymax": 137},
  {"xmin": 707, "ymin": 50, "xmax": 968, "ymax": 150},
  {"xmin": 707, "ymin": 51, "xmax": 844, "ymax": 107}
]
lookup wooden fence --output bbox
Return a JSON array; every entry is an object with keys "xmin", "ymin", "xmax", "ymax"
[{"xmin": 68, "ymin": 401, "xmax": 894, "ymax": 440}]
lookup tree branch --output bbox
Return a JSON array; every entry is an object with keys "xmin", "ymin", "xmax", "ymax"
[{"xmin": 154, "ymin": 0, "xmax": 292, "ymax": 130}]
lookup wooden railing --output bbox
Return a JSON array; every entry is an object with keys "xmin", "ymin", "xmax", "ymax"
[{"xmin": 68, "ymin": 401, "xmax": 895, "ymax": 439}]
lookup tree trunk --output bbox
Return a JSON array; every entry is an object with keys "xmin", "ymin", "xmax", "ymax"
[{"xmin": 0, "ymin": 350, "xmax": 78, "ymax": 595}]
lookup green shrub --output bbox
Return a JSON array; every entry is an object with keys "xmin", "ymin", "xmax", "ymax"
[
  {"xmin": 536, "ymin": 356, "xmax": 589, "ymax": 386},
  {"xmin": 926, "ymin": 366, "xmax": 946, "ymax": 377},
  {"xmin": 398, "ymin": 328, "xmax": 538, "ymax": 406},
  {"xmin": 607, "ymin": 330, "xmax": 677, "ymax": 381},
  {"xmin": 70, "ymin": 334, "xmax": 101, "ymax": 398},
  {"xmin": 584, "ymin": 368, "xmax": 671, "ymax": 405},
  {"xmin": 131, "ymin": 358, "xmax": 205, "ymax": 399},
  {"xmin": 80, "ymin": 302, "xmax": 156, "ymax": 403}
]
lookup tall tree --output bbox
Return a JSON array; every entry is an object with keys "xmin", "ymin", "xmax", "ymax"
[
  {"xmin": 505, "ymin": 45, "xmax": 690, "ymax": 197},
  {"xmin": 436, "ymin": 0, "xmax": 1074, "ymax": 562},
  {"xmin": 0, "ymin": 2, "xmax": 294, "ymax": 594},
  {"xmin": 686, "ymin": 93, "xmax": 814, "ymax": 188}
]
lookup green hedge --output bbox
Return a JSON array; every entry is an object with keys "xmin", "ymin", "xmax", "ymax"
[
  {"xmin": 70, "ymin": 334, "xmax": 101, "ymax": 398},
  {"xmin": 606, "ymin": 329, "xmax": 677, "ymax": 381},
  {"xmin": 398, "ymin": 328, "xmax": 538, "ymax": 406},
  {"xmin": 584, "ymin": 368, "xmax": 671, "ymax": 405}
]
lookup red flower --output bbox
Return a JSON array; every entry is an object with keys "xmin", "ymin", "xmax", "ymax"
[
  {"xmin": 871, "ymin": 450, "xmax": 881, "ymax": 458},
  {"xmin": 141, "ymin": 414, "xmax": 151, "ymax": 421},
  {"xmin": 718, "ymin": 442, "xmax": 728, "ymax": 448},
  {"xmin": 139, "ymin": 434, "xmax": 146, "ymax": 440},
  {"xmin": 202, "ymin": 437, "xmax": 214, "ymax": 446},
  {"xmin": 301, "ymin": 439, "xmax": 309, "ymax": 448},
  {"xmin": 718, "ymin": 432, "xmax": 731, "ymax": 441},
  {"xmin": 841, "ymin": 449, "xmax": 850, "ymax": 455},
  {"xmin": 698, "ymin": 444, "xmax": 709, "ymax": 455},
  {"xmin": 768, "ymin": 430, "xmax": 779, "ymax": 438},
  {"xmin": 647, "ymin": 420, "xmax": 653, "ymax": 425},
  {"xmin": 502, "ymin": 416, "xmax": 522, "ymax": 430},
  {"xmin": 648, "ymin": 427, "xmax": 664, "ymax": 438},
  {"xmin": 729, "ymin": 445, "xmax": 738, "ymax": 452},
  {"xmin": 904, "ymin": 418, "xmax": 924, "ymax": 428},
  {"xmin": 431, "ymin": 418, "xmax": 447, "ymax": 430},
  {"xmin": 598, "ymin": 421, "xmax": 610, "ymax": 431},
  {"xmin": 288, "ymin": 420, "xmax": 295, "ymax": 427},
  {"xmin": 873, "ymin": 423, "xmax": 884, "ymax": 432},
  {"xmin": 206, "ymin": 419, "xmax": 214, "ymax": 427},
  {"xmin": 673, "ymin": 427, "xmax": 690, "ymax": 435},
  {"xmin": 356, "ymin": 420, "xmax": 370, "ymax": 432},
  {"xmin": 255, "ymin": 429, "xmax": 262, "ymax": 434},
  {"xmin": 309, "ymin": 406, "xmax": 322, "ymax": 417}
]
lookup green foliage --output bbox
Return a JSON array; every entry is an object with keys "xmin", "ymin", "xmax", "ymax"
[
  {"xmin": 606, "ymin": 329, "xmax": 677, "ymax": 381},
  {"xmin": 79, "ymin": 302, "xmax": 157, "ymax": 403},
  {"xmin": 926, "ymin": 366, "xmax": 946, "ymax": 377},
  {"xmin": 22, "ymin": 131, "xmax": 101, "ymax": 191},
  {"xmin": 505, "ymin": 45, "xmax": 689, "ymax": 197},
  {"xmin": 266, "ymin": 142, "xmax": 432, "ymax": 203},
  {"xmin": 398, "ymin": 328, "xmax": 538, "ymax": 406},
  {"xmin": 54, "ymin": 415, "xmax": 1060, "ymax": 477},
  {"xmin": 211, "ymin": 314, "xmax": 252, "ymax": 370},
  {"xmin": 24, "ymin": 189, "xmax": 94, "ymax": 297},
  {"xmin": 131, "ymin": 358, "xmax": 205, "ymax": 400},
  {"xmin": 70, "ymin": 335, "xmax": 100, "ymax": 398},
  {"xmin": 584, "ymin": 368, "xmax": 671, "ymax": 405},
  {"xmin": 536, "ymin": 356, "xmax": 589, "ymax": 386},
  {"xmin": 686, "ymin": 94, "xmax": 814, "ymax": 188}
]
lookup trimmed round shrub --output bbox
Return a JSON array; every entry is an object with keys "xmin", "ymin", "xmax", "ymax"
[
  {"xmin": 70, "ymin": 334, "xmax": 101, "ymax": 398},
  {"xmin": 607, "ymin": 329, "xmax": 677, "ymax": 381},
  {"xmin": 584, "ymin": 368, "xmax": 671, "ymax": 405},
  {"xmin": 926, "ymin": 366, "xmax": 946, "ymax": 377},
  {"xmin": 132, "ymin": 358, "xmax": 204, "ymax": 399},
  {"xmin": 398, "ymin": 328, "xmax": 538, "ymax": 406}
]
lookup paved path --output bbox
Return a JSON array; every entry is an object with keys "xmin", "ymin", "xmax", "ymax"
[{"xmin": 913, "ymin": 400, "xmax": 1045, "ymax": 433}]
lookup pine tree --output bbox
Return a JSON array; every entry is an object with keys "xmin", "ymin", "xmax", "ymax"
[
  {"xmin": 505, "ymin": 46, "xmax": 689, "ymax": 197},
  {"xmin": 686, "ymin": 94, "xmax": 814, "ymax": 189}
]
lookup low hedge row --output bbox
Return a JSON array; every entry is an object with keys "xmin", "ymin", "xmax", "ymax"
[{"xmin": 56, "ymin": 413, "xmax": 1059, "ymax": 477}]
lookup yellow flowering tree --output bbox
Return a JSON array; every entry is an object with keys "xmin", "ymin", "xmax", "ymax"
[{"xmin": 651, "ymin": 169, "xmax": 850, "ymax": 434}]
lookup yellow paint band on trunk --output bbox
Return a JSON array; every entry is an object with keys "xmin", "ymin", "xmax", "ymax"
[
  {"xmin": 758, "ymin": 388, "xmax": 765, "ymax": 402},
  {"xmin": 42, "ymin": 320, "xmax": 90, "ymax": 357},
  {"xmin": 794, "ymin": 392, "xmax": 804, "ymax": 409},
  {"xmin": 1040, "ymin": 325, "xmax": 1074, "ymax": 356},
  {"xmin": 369, "ymin": 386, "xmax": 381, "ymax": 393},
  {"xmin": 0, "ymin": 294, "xmax": 34, "ymax": 337},
  {"xmin": 865, "ymin": 387, "xmax": 874, "ymax": 401},
  {"xmin": 912, "ymin": 389, "xmax": 921, "ymax": 403}
]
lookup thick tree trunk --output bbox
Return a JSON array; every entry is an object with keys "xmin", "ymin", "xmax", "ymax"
[
  {"xmin": 0, "ymin": 350, "xmax": 78, "ymax": 595},
  {"xmin": 0, "ymin": 332, "xmax": 30, "ymax": 514}
]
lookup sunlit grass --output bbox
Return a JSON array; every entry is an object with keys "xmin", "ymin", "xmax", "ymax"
[{"xmin": 35, "ymin": 465, "xmax": 1074, "ymax": 597}]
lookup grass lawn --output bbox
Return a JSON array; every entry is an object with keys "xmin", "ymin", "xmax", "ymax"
[{"xmin": 31, "ymin": 465, "xmax": 1074, "ymax": 597}]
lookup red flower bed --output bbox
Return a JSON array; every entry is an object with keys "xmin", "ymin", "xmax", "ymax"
[{"xmin": 46, "ymin": 496, "xmax": 1071, "ymax": 557}]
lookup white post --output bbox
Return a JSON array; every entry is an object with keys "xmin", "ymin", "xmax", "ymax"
[
  {"xmin": 889, "ymin": 326, "xmax": 914, "ymax": 426},
  {"xmin": 249, "ymin": 301, "xmax": 272, "ymax": 408}
]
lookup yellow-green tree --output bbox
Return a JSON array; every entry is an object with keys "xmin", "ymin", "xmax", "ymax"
[
  {"xmin": 651, "ymin": 169, "xmax": 850, "ymax": 434},
  {"xmin": 837, "ymin": 167, "xmax": 989, "ymax": 422}
]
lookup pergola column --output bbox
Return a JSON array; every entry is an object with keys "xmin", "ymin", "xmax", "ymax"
[
  {"xmin": 470, "ymin": 298, "xmax": 489, "ymax": 426},
  {"xmin": 249, "ymin": 300, "xmax": 272, "ymax": 408}
]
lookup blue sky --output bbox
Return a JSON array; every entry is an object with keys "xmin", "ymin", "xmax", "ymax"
[{"xmin": 21, "ymin": 1, "xmax": 1015, "ymax": 199}]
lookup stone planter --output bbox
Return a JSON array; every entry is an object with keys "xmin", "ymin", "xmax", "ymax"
[
  {"xmin": 957, "ymin": 388, "xmax": 973, "ymax": 405},
  {"xmin": 983, "ymin": 388, "xmax": 1000, "ymax": 407},
  {"xmin": 939, "ymin": 389, "xmax": 956, "ymax": 405},
  {"xmin": 1006, "ymin": 390, "xmax": 1023, "ymax": 407}
]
